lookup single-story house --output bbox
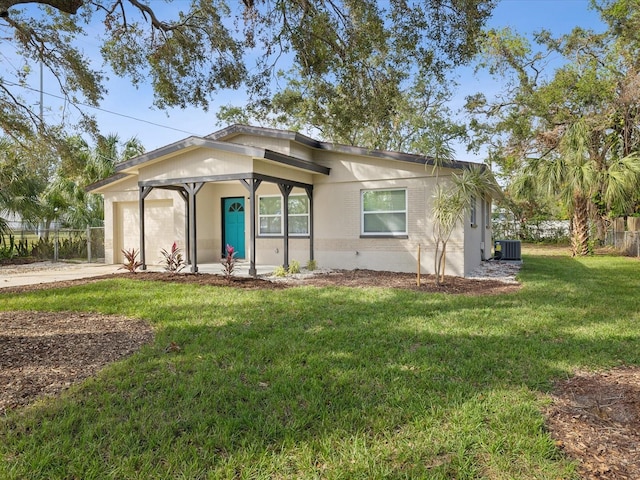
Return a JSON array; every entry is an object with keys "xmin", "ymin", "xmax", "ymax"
[{"xmin": 89, "ymin": 124, "xmax": 496, "ymax": 276}]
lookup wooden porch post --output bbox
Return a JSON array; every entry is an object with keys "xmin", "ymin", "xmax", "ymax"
[
  {"xmin": 241, "ymin": 177, "xmax": 262, "ymax": 277},
  {"xmin": 278, "ymin": 184, "xmax": 293, "ymax": 269},
  {"xmin": 305, "ymin": 186, "xmax": 314, "ymax": 262},
  {"xmin": 139, "ymin": 186, "xmax": 153, "ymax": 270},
  {"xmin": 182, "ymin": 182, "xmax": 204, "ymax": 273},
  {"xmin": 177, "ymin": 189, "xmax": 190, "ymax": 264}
]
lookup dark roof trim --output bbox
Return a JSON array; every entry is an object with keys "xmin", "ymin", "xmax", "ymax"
[
  {"xmin": 85, "ymin": 173, "xmax": 130, "ymax": 192},
  {"xmin": 115, "ymin": 136, "xmax": 269, "ymax": 173},
  {"xmin": 317, "ymin": 142, "xmax": 476, "ymax": 171},
  {"xmin": 206, "ymin": 124, "xmax": 321, "ymax": 149},
  {"xmin": 264, "ymin": 150, "xmax": 330, "ymax": 175}
]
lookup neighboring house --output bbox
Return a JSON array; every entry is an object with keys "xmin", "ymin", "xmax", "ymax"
[{"xmin": 89, "ymin": 124, "xmax": 496, "ymax": 276}]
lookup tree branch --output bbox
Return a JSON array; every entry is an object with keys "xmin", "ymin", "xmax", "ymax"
[{"xmin": 1, "ymin": 0, "xmax": 84, "ymax": 17}]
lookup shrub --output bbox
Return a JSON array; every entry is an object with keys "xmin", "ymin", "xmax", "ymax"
[
  {"xmin": 288, "ymin": 259, "xmax": 300, "ymax": 274},
  {"xmin": 306, "ymin": 259, "xmax": 317, "ymax": 271},
  {"xmin": 31, "ymin": 237, "xmax": 54, "ymax": 259},
  {"xmin": 120, "ymin": 248, "xmax": 142, "ymax": 273},
  {"xmin": 221, "ymin": 244, "xmax": 236, "ymax": 279},
  {"xmin": 273, "ymin": 265, "xmax": 287, "ymax": 277},
  {"xmin": 161, "ymin": 242, "xmax": 186, "ymax": 273}
]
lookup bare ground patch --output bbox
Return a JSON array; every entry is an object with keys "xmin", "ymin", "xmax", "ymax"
[
  {"xmin": 546, "ymin": 366, "xmax": 640, "ymax": 479},
  {"xmin": 0, "ymin": 311, "xmax": 154, "ymax": 414}
]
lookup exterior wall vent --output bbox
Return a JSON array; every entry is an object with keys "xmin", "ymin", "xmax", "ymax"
[{"xmin": 494, "ymin": 240, "xmax": 521, "ymax": 261}]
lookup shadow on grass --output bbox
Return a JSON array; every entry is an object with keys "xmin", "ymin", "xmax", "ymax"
[{"xmin": 1, "ymin": 253, "xmax": 640, "ymax": 478}]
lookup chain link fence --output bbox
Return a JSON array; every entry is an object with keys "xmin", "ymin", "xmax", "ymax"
[{"xmin": 0, "ymin": 227, "xmax": 105, "ymax": 263}]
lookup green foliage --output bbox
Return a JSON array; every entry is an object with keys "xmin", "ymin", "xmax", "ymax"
[
  {"xmin": 160, "ymin": 242, "xmax": 185, "ymax": 273},
  {"xmin": 306, "ymin": 259, "xmax": 317, "ymax": 271},
  {"xmin": 467, "ymin": 14, "xmax": 640, "ymax": 255},
  {"xmin": 3, "ymin": 250, "xmax": 640, "ymax": 478},
  {"xmin": 3, "ymin": 1, "xmax": 495, "ymax": 153},
  {"xmin": 120, "ymin": 248, "xmax": 142, "ymax": 273},
  {"xmin": 287, "ymin": 259, "xmax": 300, "ymax": 274},
  {"xmin": 0, "ymin": 139, "xmax": 43, "ymax": 233},
  {"xmin": 273, "ymin": 265, "xmax": 287, "ymax": 277}
]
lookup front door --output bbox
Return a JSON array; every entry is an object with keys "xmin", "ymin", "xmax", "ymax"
[{"xmin": 223, "ymin": 197, "xmax": 245, "ymax": 259}]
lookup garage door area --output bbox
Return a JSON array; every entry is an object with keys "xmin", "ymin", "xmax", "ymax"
[{"xmin": 115, "ymin": 200, "xmax": 174, "ymax": 264}]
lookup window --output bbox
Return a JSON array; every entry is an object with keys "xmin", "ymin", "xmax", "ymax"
[
  {"xmin": 361, "ymin": 189, "xmax": 407, "ymax": 236},
  {"xmin": 485, "ymin": 199, "xmax": 491, "ymax": 229},
  {"xmin": 258, "ymin": 194, "xmax": 309, "ymax": 236},
  {"xmin": 470, "ymin": 195, "xmax": 477, "ymax": 227}
]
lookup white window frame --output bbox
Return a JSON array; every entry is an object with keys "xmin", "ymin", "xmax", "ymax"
[
  {"xmin": 485, "ymin": 198, "xmax": 491, "ymax": 229},
  {"xmin": 258, "ymin": 193, "xmax": 309, "ymax": 237},
  {"xmin": 470, "ymin": 194, "xmax": 477, "ymax": 227},
  {"xmin": 361, "ymin": 188, "xmax": 408, "ymax": 236}
]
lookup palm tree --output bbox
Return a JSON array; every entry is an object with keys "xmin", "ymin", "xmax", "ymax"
[
  {"xmin": 512, "ymin": 119, "xmax": 640, "ymax": 256},
  {"xmin": 0, "ymin": 138, "xmax": 43, "ymax": 239},
  {"xmin": 43, "ymin": 134, "xmax": 145, "ymax": 229}
]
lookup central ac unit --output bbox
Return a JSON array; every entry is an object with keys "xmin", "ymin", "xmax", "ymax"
[{"xmin": 494, "ymin": 240, "xmax": 521, "ymax": 261}]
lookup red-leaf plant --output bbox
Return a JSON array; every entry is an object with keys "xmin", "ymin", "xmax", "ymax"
[
  {"xmin": 221, "ymin": 244, "xmax": 236, "ymax": 279},
  {"xmin": 120, "ymin": 248, "xmax": 142, "ymax": 273},
  {"xmin": 160, "ymin": 242, "xmax": 186, "ymax": 273}
]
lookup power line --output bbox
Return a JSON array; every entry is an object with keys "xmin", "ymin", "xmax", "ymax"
[{"xmin": 1, "ymin": 79, "xmax": 201, "ymax": 137}]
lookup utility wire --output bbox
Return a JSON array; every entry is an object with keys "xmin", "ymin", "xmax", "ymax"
[{"xmin": 1, "ymin": 79, "xmax": 202, "ymax": 137}]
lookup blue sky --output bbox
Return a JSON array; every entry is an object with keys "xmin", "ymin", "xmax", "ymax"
[{"xmin": 2, "ymin": 0, "xmax": 606, "ymax": 161}]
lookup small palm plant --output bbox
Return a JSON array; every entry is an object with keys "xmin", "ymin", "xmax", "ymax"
[
  {"xmin": 160, "ymin": 242, "xmax": 185, "ymax": 273},
  {"xmin": 120, "ymin": 248, "xmax": 142, "ymax": 273},
  {"xmin": 221, "ymin": 244, "xmax": 236, "ymax": 279}
]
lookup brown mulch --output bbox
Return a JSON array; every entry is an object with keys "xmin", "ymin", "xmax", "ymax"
[
  {"xmin": 1, "ymin": 270, "xmax": 638, "ymax": 479},
  {"xmin": 0, "ymin": 268, "xmax": 521, "ymax": 295},
  {"xmin": 0, "ymin": 311, "xmax": 154, "ymax": 414},
  {"xmin": 545, "ymin": 366, "xmax": 640, "ymax": 479}
]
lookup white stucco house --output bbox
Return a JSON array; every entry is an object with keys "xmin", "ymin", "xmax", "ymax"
[{"xmin": 89, "ymin": 124, "xmax": 496, "ymax": 276}]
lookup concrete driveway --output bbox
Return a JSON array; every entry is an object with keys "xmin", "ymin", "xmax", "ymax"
[{"xmin": 0, "ymin": 262, "xmax": 121, "ymax": 289}]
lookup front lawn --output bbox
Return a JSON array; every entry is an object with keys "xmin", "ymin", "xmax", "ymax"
[{"xmin": 1, "ymin": 250, "xmax": 639, "ymax": 479}]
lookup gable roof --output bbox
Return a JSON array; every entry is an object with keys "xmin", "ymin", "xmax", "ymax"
[
  {"xmin": 207, "ymin": 124, "xmax": 478, "ymax": 171},
  {"xmin": 113, "ymin": 134, "xmax": 330, "ymax": 176},
  {"xmin": 88, "ymin": 124, "xmax": 486, "ymax": 192}
]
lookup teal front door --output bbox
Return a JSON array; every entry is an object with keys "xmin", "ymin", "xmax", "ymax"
[{"xmin": 223, "ymin": 197, "xmax": 245, "ymax": 259}]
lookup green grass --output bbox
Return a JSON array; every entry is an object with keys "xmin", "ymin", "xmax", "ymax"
[{"xmin": 1, "ymin": 249, "xmax": 639, "ymax": 479}]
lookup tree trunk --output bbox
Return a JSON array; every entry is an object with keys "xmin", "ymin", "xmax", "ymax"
[{"xmin": 571, "ymin": 193, "xmax": 590, "ymax": 256}]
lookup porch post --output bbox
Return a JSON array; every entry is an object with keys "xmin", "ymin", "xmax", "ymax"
[
  {"xmin": 241, "ymin": 177, "xmax": 262, "ymax": 277},
  {"xmin": 177, "ymin": 190, "xmax": 190, "ymax": 264},
  {"xmin": 278, "ymin": 184, "xmax": 293, "ymax": 269},
  {"xmin": 305, "ymin": 186, "xmax": 314, "ymax": 261},
  {"xmin": 183, "ymin": 182, "xmax": 204, "ymax": 273},
  {"xmin": 139, "ymin": 186, "xmax": 153, "ymax": 270}
]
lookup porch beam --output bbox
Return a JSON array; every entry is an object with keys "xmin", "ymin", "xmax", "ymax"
[{"xmin": 141, "ymin": 172, "xmax": 312, "ymax": 191}]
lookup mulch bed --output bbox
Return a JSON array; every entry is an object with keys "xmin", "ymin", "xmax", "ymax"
[
  {"xmin": 0, "ymin": 268, "xmax": 521, "ymax": 295},
  {"xmin": 0, "ymin": 311, "xmax": 154, "ymax": 414},
  {"xmin": 1, "ymin": 270, "xmax": 637, "ymax": 479},
  {"xmin": 546, "ymin": 366, "xmax": 640, "ymax": 479}
]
